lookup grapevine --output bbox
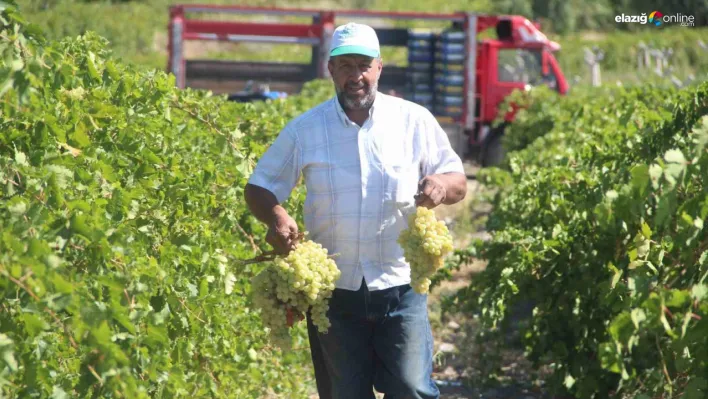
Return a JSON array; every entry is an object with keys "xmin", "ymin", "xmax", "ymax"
[
  {"xmin": 398, "ymin": 206, "xmax": 454, "ymax": 294},
  {"xmin": 0, "ymin": 2, "xmax": 336, "ymax": 397},
  {"xmin": 461, "ymin": 83, "xmax": 708, "ymax": 398},
  {"xmin": 250, "ymin": 234, "xmax": 341, "ymax": 350}
]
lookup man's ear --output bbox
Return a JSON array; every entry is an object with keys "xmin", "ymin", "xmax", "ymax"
[{"xmin": 327, "ymin": 59, "xmax": 334, "ymax": 77}]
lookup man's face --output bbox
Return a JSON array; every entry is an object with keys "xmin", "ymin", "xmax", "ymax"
[{"xmin": 328, "ymin": 54, "xmax": 382, "ymax": 111}]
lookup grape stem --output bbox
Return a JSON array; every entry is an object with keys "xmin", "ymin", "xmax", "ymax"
[
  {"xmin": 239, "ymin": 250, "xmax": 279, "ymax": 265},
  {"xmin": 238, "ymin": 249, "xmax": 340, "ymax": 266}
]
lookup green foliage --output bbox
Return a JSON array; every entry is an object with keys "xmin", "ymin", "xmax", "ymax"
[
  {"xmin": 459, "ymin": 80, "xmax": 708, "ymax": 397},
  {"xmin": 493, "ymin": 85, "xmax": 567, "ymax": 157},
  {"xmin": 0, "ymin": 2, "xmax": 334, "ymax": 397}
]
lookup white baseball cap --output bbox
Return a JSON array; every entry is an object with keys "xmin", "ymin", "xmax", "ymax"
[{"xmin": 329, "ymin": 22, "xmax": 380, "ymax": 58}]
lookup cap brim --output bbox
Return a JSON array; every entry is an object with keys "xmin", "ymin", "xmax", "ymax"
[{"xmin": 330, "ymin": 45, "xmax": 379, "ymax": 58}]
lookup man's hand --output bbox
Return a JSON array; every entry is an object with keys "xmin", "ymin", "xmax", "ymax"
[
  {"xmin": 266, "ymin": 209, "xmax": 299, "ymax": 255},
  {"xmin": 415, "ymin": 175, "xmax": 447, "ymax": 209}
]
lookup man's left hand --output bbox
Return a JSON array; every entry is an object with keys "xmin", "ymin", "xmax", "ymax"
[{"xmin": 415, "ymin": 175, "xmax": 447, "ymax": 209}]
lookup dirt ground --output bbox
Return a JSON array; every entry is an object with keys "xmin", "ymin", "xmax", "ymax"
[{"xmin": 425, "ymin": 161, "xmax": 550, "ymax": 399}]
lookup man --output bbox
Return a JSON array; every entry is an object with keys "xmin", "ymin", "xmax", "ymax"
[{"xmin": 244, "ymin": 22, "xmax": 467, "ymax": 399}]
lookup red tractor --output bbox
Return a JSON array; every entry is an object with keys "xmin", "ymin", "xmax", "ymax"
[{"xmin": 167, "ymin": 5, "xmax": 569, "ymax": 166}]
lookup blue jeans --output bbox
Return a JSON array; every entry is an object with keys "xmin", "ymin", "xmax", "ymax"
[{"xmin": 307, "ymin": 278, "xmax": 440, "ymax": 399}]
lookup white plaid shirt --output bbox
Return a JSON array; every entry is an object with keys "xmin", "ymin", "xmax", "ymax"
[{"xmin": 248, "ymin": 92, "xmax": 465, "ymax": 291}]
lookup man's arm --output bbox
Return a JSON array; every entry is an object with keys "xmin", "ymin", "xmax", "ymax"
[
  {"xmin": 244, "ymin": 124, "xmax": 301, "ymax": 254},
  {"xmin": 415, "ymin": 111, "xmax": 468, "ymax": 208},
  {"xmin": 436, "ymin": 172, "xmax": 467, "ymax": 205},
  {"xmin": 415, "ymin": 172, "xmax": 467, "ymax": 208},
  {"xmin": 244, "ymin": 184, "xmax": 299, "ymax": 254},
  {"xmin": 244, "ymin": 183, "xmax": 304, "ymax": 326},
  {"xmin": 244, "ymin": 183, "xmax": 286, "ymax": 226}
]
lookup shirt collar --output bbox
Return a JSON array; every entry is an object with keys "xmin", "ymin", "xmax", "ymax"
[{"xmin": 333, "ymin": 91, "xmax": 383, "ymax": 127}]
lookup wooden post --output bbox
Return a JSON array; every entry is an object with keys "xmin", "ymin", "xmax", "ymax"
[
  {"xmin": 584, "ymin": 46, "xmax": 604, "ymax": 87},
  {"xmin": 637, "ymin": 42, "xmax": 649, "ymax": 69},
  {"xmin": 662, "ymin": 48, "xmax": 673, "ymax": 72},
  {"xmin": 649, "ymin": 49, "xmax": 663, "ymax": 76}
]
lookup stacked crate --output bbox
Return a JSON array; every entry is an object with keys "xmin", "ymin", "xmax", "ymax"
[
  {"xmin": 404, "ymin": 30, "xmax": 436, "ymax": 112},
  {"xmin": 433, "ymin": 29, "xmax": 466, "ymax": 120}
]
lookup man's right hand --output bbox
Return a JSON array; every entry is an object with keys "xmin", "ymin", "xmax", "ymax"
[{"xmin": 265, "ymin": 208, "xmax": 299, "ymax": 255}]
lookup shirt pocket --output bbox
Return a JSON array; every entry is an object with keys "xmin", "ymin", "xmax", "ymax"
[
  {"xmin": 385, "ymin": 161, "xmax": 420, "ymax": 205},
  {"xmin": 303, "ymin": 164, "xmax": 333, "ymax": 220},
  {"xmin": 304, "ymin": 164, "xmax": 331, "ymax": 194}
]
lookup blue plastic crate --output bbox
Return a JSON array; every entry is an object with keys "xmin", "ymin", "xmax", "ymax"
[
  {"xmin": 409, "ymin": 62, "xmax": 435, "ymax": 72},
  {"xmin": 434, "ymin": 68, "xmax": 465, "ymax": 78},
  {"xmin": 436, "ymin": 94, "xmax": 464, "ymax": 106},
  {"xmin": 436, "ymin": 42, "xmax": 465, "ymax": 53},
  {"xmin": 406, "ymin": 82, "xmax": 433, "ymax": 92},
  {"xmin": 435, "ymin": 52, "xmax": 465, "ymax": 63},
  {"xmin": 408, "ymin": 30, "xmax": 436, "ymax": 40},
  {"xmin": 439, "ymin": 30, "xmax": 465, "ymax": 42},
  {"xmin": 436, "ymin": 63, "xmax": 465, "ymax": 70},
  {"xmin": 409, "ymin": 79, "xmax": 434, "ymax": 86},
  {"xmin": 407, "ymin": 70, "xmax": 433, "ymax": 80},
  {"xmin": 435, "ymin": 85, "xmax": 465, "ymax": 94},
  {"xmin": 435, "ymin": 74, "xmax": 464, "ymax": 86},
  {"xmin": 436, "ymin": 68, "xmax": 464, "ymax": 77},
  {"xmin": 433, "ymin": 105, "xmax": 464, "ymax": 117},
  {"xmin": 435, "ymin": 86, "xmax": 465, "ymax": 96},
  {"xmin": 408, "ymin": 52, "xmax": 435, "ymax": 63},
  {"xmin": 408, "ymin": 93, "xmax": 434, "ymax": 102},
  {"xmin": 407, "ymin": 72, "xmax": 433, "ymax": 81},
  {"xmin": 408, "ymin": 40, "xmax": 434, "ymax": 51}
]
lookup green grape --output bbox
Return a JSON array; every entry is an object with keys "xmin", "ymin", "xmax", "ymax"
[
  {"xmin": 397, "ymin": 207, "xmax": 454, "ymax": 294},
  {"xmin": 251, "ymin": 238, "xmax": 341, "ymax": 350}
]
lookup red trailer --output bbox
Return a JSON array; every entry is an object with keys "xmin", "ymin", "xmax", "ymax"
[{"xmin": 167, "ymin": 4, "xmax": 569, "ymax": 166}]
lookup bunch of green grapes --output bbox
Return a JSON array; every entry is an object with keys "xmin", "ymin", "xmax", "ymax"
[
  {"xmin": 397, "ymin": 206, "xmax": 454, "ymax": 294},
  {"xmin": 251, "ymin": 239, "xmax": 341, "ymax": 350}
]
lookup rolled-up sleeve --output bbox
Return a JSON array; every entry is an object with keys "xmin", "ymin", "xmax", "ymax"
[
  {"xmin": 421, "ymin": 112, "xmax": 465, "ymax": 177},
  {"xmin": 247, "ymin": 125, "xmax": 301, "ymax": 204}
]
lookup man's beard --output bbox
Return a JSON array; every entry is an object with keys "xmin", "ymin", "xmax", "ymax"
[{"xmin": 335, "ymin": 79, "xmax": 378, "ymax": 111}]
